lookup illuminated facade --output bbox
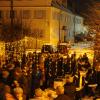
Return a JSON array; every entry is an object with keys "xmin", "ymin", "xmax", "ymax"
[
  {"xmin": 0, "ymin": 0, "xmax": 84, "ymax": 51},
  {"xmin": 74, "ymin": 15, "xmax": 84, "ymax": 35}
]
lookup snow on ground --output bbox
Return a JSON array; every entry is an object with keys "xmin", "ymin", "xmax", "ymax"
[{"xmin": 69, "ymin": 42, "xmax": 94, "ymax": 65}]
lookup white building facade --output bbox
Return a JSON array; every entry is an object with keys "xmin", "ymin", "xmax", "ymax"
[{"xmin": 0, "ymin": 0, "xmax": 84, "ymax": 53}]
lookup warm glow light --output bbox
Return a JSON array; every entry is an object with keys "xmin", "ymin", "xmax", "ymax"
[
  {"xmin": 69, "ymin": 48, "xmax": 94, "ymax": 64},
  {"xmin": 0, "ymin": 42, "xmax": 5, "ymax": 56},
  {"xmin": 50, "ymin": 26, "xmax": 59, "ymax": 46}
]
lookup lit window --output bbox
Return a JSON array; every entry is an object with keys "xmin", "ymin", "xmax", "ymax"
[
  {"xmin": 23, "ymin": 10, "xmax": 31, "ymax": 19},
  {"xmin": 32, "ymin": 29, "xmax": 44, "ymax": 38},
  {"xmin": 34, "ymin": 10, "xmax": 46, "ymax": 19},
  {"xmin": 52, "ymin": 11, "xmax": 59, "ymax": 20}
]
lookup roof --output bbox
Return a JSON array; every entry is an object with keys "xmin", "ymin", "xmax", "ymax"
[{"xmin": 51, "ymin": 0, "xmax": 73, "ymax": 14}]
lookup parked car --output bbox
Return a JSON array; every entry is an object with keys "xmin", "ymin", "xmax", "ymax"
[
  {"xmin": 41, "ymin": 44, "xmax": 56, "ymax": 53},
  {"xmin": 57, "ymin": 42, "xmax": 71, "ymax": 54},
  {"xmin": 75, "ymin": 33, "xmax": 85, "ymax": 42}
]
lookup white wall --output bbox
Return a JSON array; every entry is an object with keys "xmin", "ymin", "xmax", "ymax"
[{"xmin": 75, "ymin": 15, "xmax": 84, "ymax": 34}]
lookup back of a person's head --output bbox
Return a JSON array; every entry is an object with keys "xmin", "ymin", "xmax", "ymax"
[
  {"xmin": 2, "ymin": 70, "xmax": 9, "ymax": 78},
  {"xmin": 35, "ymin": 88, "xmax": 43, "ymax": 97},
  {"xmin": 4, "ymin": 85, "xmax": 11, "ymax": 93},
  {"xmin": 7, "ymin": 64, "xmax": 15, "ymax": 71},
  {"xmin": 14, "ymin": 67, "xmax": 22, "ymax": 76},
  {"xmin": 56, "ymin": 86, "xmax": 64, "ymax": 95},
  {"xmin": 14, "ymin": 67, "xmax": 22, "ymax": 72},
  {"xmin": 13, "ymin": 87, "xmax": 23, "ymax": 95},
  {"xmin": 5, "ymin": 85, "xmax": 15, "ymax": 100},
  {"xmin": 13, "ymin": 87, "xmax": 23, "ymax": 100}
]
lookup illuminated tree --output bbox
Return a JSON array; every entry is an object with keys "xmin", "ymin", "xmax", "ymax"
[
  {"xmin": 79, "ymin": 1, "xmax": 100, "ymax": 63},
  {"xmin": 68, "ymin": 0, "xmax": 100, "ymax": 64}
]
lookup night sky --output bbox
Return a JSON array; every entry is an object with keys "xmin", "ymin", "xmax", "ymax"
[
  {"xmin": 68, "ymin": 0, "xmax": 99, "ymax": 13},
  {"xmin": 67, "ymin": 0, "xmax": 100, "ymax": 25}
]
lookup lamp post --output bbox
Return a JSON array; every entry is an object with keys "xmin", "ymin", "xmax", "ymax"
[
  {"xmin": 9, "ymin": 0, "xmax": 14, "ymax": 60},
  {"xmin": 10, "ymin": 0, "xmax": 14, "ymax": 30},
  {"xmin": 59, "ymin": 11, "xmax": 61, "ymax": 44},
  {"xmin": 62, "ymin": 25, "xmax": 67, "ymax": 42}
]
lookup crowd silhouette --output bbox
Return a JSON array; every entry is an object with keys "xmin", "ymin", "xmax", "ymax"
[{"xmin": 0, "ymin": 52, "xmax": 100, "ymax": 100}]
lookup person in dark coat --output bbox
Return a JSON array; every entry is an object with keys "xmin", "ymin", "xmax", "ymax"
[
  {"xmin": 82, "ymin": 53, "xmax": 89, "ymax": 62},
  {"xmin": 0, "ymin": 82, "xmax": 6, "ymax": 100},
  {"xmin": 83, "ymin": 60, "xmax": 91, "ymax": 71},
  {"xmin": 46, "ymin": 59, "xmax": 55, "ymax": 88},
  {"xmin": 57, "ymin": 57, "xmax": 63, "ymax": 76},
  {"xmin": 71, "ymin": 53, "xmax": 77, "ymax": 76},
  {"xmin": 63, "ymin": 55, "xmax": 70, "ymax": 75},
  {"xmin": 85, "ymin": 68, "xmax": 97, "ymax": 85},
  {"xmin": 54, "ymin": 86, "xmax": 73, "ymax": 100},
  {"xmin": 13, "ymin": 58, "xmax": 20, "ymax": 68},
  {"xmin": 95, "ymin": 69, "xmax": 100, "ymax": 95},
  {"xmin": 21, "ymin": 53, "xmax": 27, "ymax": 67},
  {"xmin": 66, "ymin": 54, "xmax": 71, "ymax": 73},
  {"xmin": 64, "ymin": 76, "xmax": 76, "ymax": 100},
  {"xmin": 77, "ymin": 55, "xmax": 83, "ymax": 71},
  {"xmin": 51, "ymin": 59, "xmax": 57, "ymax": 78},
  {"xmin": 31, "ymin": 65, "xmax": 42, "ymax": 96},
  {"xmin": 44, "ymin": 56, "xmax": 52, "ymax": 88},
  {"xmin": 84, "ymin": 68, "xmax": 97, "ymax": 96},
  {"xmin": 10, "ymin": 67, "xmax": 29, "ymax": 100},
  {"xmin": 0, "ymin": 69, "xmax": 10, "ymax": 85}
]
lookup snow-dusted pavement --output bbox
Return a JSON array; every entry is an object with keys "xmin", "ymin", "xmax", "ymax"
[{"xmin": 69, "ymin": 42, "xmax": 94, "ymax": 65}]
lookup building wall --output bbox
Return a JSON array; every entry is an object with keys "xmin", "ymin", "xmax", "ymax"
[
  {"xmin": 75, "ymin": 15, "xmax": 84, "ymax": 35},
  {"xmin": 21, "ymin": 7, "xmax": 51, "ymax": 49},
  {"xmin": 0, "ymin": 5, "xmax": 52, "ymax": 49},
  {"xmin": 0, "ymin": 0, "xmax": 52, "ymax": 7},
  {"xmin": 66, "ymin": 12, "xmax": 74, "ymax": 41},
  {"xmin": 0, "ymin": 0, "xmax": 52, "ymax": 50},
  {"xmin": 0, "ymin": 2, "xmax": 75, "ymax": 48},
  {"xmin": 0, "ymin": 0, "xmax": 84, "ymax": 50},
  {"xmin": 50, "ymin": 7, "xmax": 59, "ymax": 46},
  {"xmin": 50, "ymin": 7, "xmax": 75, "ymax": 45}
]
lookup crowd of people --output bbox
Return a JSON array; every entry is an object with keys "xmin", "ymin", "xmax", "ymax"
[{"xmin": 0, "ymin": 52, "xmax": 100, "ymax": 100}]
